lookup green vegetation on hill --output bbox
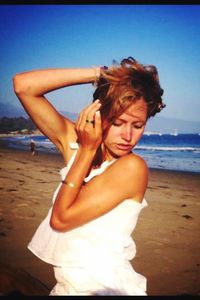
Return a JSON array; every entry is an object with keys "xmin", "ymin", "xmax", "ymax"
[{"xmin": 0, "ymin": 117, "xmax": 36, "ymax": 134}]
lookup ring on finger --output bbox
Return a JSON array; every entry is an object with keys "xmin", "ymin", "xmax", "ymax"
[{"xmin": 86, "ymin": 119, "xmax": 94, "ymax": 124}]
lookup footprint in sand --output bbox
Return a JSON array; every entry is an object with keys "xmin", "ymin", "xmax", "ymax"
[
  {"xmin": 11, "ymin": 207, "xmax": 36, "ymax": 219},
  {"xmin": 31, "ymin": 200, "xmax": 39, "ymax": 205},
  {"xmin": 15, "ymin": 161, "xmax": 28, "ymax": 164},
  {"xmin": 157, "ymin": 185, "xmax": 168, "ymax": 189},
  {"xmin": 0, "ymin": 232, "xmax": 7, "ymax": 237},
  {"xmin": 182, "ymin": 214, "xmax": 193, "ymax": 220},
  {"xmin": 37, "ymin": 180, "xmax": 47, "ymax": 183}
]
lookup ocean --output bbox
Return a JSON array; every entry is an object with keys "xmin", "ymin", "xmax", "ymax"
[{"xmin": 1, "ymin": 133, "xmax": 200, "ymax": 174}]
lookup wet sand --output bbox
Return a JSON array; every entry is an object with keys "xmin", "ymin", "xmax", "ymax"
[{"xmin": 0, "ymin": 145, "xmax": 199, "ymax": 295}]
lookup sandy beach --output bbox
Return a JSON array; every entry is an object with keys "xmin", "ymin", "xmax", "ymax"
[{"xmin": 0, "ymin": 144, "xmax": 200, "ymax": 296}]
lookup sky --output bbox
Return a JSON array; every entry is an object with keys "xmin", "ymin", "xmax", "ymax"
[{"xmin": 0, "ymin": 4, "xmax": 200, "ymax": 123}]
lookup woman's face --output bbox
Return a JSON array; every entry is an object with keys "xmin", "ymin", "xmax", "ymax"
[{"xmin": 103, "ymin": 99, "xmax": 147, "ymax": 160}]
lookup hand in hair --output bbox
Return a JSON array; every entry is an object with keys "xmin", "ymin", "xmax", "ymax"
[{"xmin": 75, "ymin": 100, "xmax": 102, "ymax": 152}]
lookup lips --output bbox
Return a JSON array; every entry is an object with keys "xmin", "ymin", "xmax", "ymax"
[{"xmin": 116, "ymin": 144, "xmax": 132, "ymax": 151}]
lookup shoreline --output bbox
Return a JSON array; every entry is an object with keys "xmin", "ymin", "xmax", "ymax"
[
  {"xmin": 0, "ymin": 146, "xmax": 200, "ymax": 295},
  {"xmin": 1, "ymin": 136, "xmax": 199, "ymax": 176}
]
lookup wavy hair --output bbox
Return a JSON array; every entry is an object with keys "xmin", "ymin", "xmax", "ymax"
[
  {"xmin": 92, "ymin": 57, "xmax": 165, "ymax": 165},
  {"xmin": 93, "ymin": 57, "xmax": 165, "ymax": 124}
]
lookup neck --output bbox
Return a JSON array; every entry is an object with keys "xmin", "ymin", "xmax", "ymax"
[{"xmin": 102, "ymin": 144, "xmax": 118, "ymax": 162}]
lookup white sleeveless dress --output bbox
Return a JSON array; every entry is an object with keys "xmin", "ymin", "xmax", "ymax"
[{"xmin": 28, "ymin": 143, "xmax": 148, "ymax": 295}]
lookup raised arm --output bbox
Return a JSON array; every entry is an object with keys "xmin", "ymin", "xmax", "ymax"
[{"xmin": 13, "ymin": 67, "xmax": 100, "ymax": 162}]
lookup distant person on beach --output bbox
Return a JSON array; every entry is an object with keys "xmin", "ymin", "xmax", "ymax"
[
  {"xmin": 29, "ymin": 139, "xmax": 36, "ymax": 155},
  {"xmin": 13, "ymin": 57, "xmax": 165, "ymax": 295}
]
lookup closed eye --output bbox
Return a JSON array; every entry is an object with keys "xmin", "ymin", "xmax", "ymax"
[
  {"xmin": 134, "ymin": 124, "xmax": 144, "ymax": 129},
  {"xmin": 113, "ymin": 120, "xmax": 145, "ymax": 129},
  {"xmin": 113, "ymin": 121, "xmax": 123, "ymax": 127}
]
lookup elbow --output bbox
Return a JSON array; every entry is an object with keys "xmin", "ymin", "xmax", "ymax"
[
  {"xmin": 13, "ymin": 73, "xmax": 30, "ymax": 96},
  {"xmin": 13, "ymin": 73, "xmax": 24, "ymax": 96},
  {"xmin": 50, "ymin": 215, "xmax": 62, "ymax": 231},
  {"xmin": 50, "ymin": 214, "xmax": 69, "ymax": 232}
]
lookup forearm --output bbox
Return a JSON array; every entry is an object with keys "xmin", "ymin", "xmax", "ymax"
[
  {"xmin": 50, "ymin": 146, "xmax": 96, "ymax": 229},
  {"xmin": 13, "ymin": 67, "xmax": 100, "ymax": 97}
]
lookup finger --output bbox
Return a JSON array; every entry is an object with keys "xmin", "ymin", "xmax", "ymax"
[
  {"xmin": 85, "ymin": 103, "xmax": 101, "ymax": 126},
  {"xmin": 75, "ymin": 111, "xmax": 84, "ymax": 130},
  {"xmin": 85, "ymin": 101, "xmax": 100, "ymax": 117},
  {"xmin": 94, "ymin": 110, "xmax": 101, "ymax": 123},
  {"xmin": 94, "ymin": 110, "xmax": 102, "ymax": 132},
  {"xmin": 76, "ymin": 101, "xmax": 97, "ymax": 129},
  {"xmin": 83, "ymin": 99, "xmax": 101, "ymax": 115},
  {"xmin": 76, "ymin": 100, "xmax": 101, "ymax": 131}
]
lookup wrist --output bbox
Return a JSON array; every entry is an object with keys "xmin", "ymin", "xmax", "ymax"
[
  {"xmin": 92, "ymin": 66, "xmax": 101, "ymax": 86},
  {"xmin": 79, "ymin": 145, "xmax": 97, "ymax": 157}
]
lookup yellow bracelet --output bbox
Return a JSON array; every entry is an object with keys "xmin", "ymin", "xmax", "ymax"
[
  {"xmin": 61, "ymin": 180, "xmax": 80, "ymax": 189},
  {"xmin": 92, "ymin": 66, "xmax": 101, "ymax": 86}
]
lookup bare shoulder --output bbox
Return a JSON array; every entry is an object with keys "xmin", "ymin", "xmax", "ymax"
[
  {"xmin": 112, "ymin": 153, "xmax": 148, "ymax": 176},
  {"xmin": 105, "ymin": 153, "xmax": 148, "ymax": 202}
]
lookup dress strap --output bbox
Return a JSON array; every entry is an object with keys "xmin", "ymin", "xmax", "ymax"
[
  {"xmin": 69, "ymin": 142, "xmax": 79, "ymax": 150},
  {"xmin": 67, "ymin": 142, "xmax": 79, "ymax": 169}
]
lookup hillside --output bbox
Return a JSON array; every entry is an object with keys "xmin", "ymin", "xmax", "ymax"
[
  {"xmin": 0, "ymin": 102, "xmax": 199, "ymax": 134},
  {"xmin": 0, "ymin": 117, "xmax": 36, "ymax": 134}
]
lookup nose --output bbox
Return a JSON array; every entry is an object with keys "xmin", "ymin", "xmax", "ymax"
[{"xmin": 121, "ymin": 125, "xmax": 132, "ymax": 142}]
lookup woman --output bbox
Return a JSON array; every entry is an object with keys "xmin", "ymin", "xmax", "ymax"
[{"xmin": 13, "ymin": 57, "xmax": 165, "ymax": 295}]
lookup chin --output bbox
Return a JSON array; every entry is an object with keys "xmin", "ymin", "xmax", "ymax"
[{"xmin": 110, "ymin": 148, "xmax": 131, "ymax": 159}]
